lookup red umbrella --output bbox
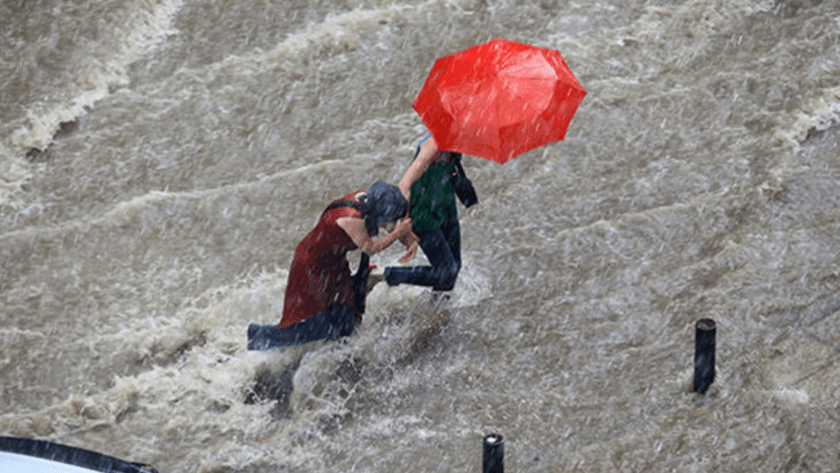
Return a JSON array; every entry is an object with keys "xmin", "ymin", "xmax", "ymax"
[{"xmin": 413, "ymin": 39, "xmax": 586, "ymax": 163}]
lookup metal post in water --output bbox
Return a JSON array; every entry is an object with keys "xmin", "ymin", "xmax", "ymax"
[
  {"xmin": 693, "ymin": 318, "xmax": 716, "ymax": 394},
  {"xmin": 483, "ymin": 433, "xmax": 504, "ymax": 473}
]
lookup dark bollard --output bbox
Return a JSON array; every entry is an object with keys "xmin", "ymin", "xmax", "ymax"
[
  {"xmin": 483, "ymin": 433, "xmax": 504, "ymax": 473},
  {"xmin": 693, "ymin": 318, "xmax": 716, "ymax": 394}
]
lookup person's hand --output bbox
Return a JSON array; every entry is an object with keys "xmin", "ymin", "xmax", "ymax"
[
  {"xmin": 395, "ymin": 217, "xmax": 413, "ymax": 235},
  {"xmin": 398, "ymin": 228, "xmax": 419, "ymax": 263},
  {"xmin": 399, "ymin": 239, "xmax": 418, "ymax": 263},
  {"xmin": 396, "ymin": 218, "xmax": 415, "ymax": 244}
]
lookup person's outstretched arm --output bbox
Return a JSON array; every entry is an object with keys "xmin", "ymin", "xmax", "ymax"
[
  {"xmin": 399, "ymin": 135, "xmax": 440, "ymax": 203},
  {"xmin": 337, "ymin": 217, "xmax": 414, "ymax": 256}
]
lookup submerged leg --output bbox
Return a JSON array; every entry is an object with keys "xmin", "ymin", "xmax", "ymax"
[
  {"xmin": 248, "ymin": 305, "xmax": 356, "ymax": 350},
  {"xmin": 248, "ymin": 312, "xmax": 330, "ymax": 350}
]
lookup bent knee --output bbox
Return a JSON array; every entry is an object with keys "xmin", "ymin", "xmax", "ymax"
[{"xmin": 438, "ymin": 263, "xmax": 460, "ymax": 290}]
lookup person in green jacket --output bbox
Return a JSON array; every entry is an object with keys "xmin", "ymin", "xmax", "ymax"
[{"xmin": 377, "ymin": 132, "xmax": 462, "ymax": 292}]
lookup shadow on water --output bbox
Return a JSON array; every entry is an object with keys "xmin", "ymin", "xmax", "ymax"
[
  {"xmin": 244, "ymin": 350, "xmax": 368, "ymax": 422},
  {"xmin": 245, "ymin": 358, "xmax": 300, "ymax": 420}
]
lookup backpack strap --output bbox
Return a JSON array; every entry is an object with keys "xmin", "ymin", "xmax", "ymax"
[{"xmin": 323, "ymin": 199, "xmax": 365, "ymax": 215}]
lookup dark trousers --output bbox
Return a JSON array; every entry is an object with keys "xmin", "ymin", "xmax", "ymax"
[
  {"xmin": 248, "ymin": 304, "xmax": 355, "ymax": 350},
  {"xmin": 385, "ymin": 210, "xmax": 461, "ymax": 291}
]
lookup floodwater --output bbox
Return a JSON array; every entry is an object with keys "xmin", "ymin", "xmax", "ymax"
[{"xmin": 2, "ymin": 0, "xmax": 839, "ymax": 471}]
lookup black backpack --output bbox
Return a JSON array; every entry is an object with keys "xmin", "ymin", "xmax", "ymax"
[{"xmin": 449, "ymin": 152, "xmax": 479, "ymax": 208}]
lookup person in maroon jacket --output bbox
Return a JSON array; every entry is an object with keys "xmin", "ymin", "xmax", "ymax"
[{"xmin": 248, "ymin": 182, "xmax": 414, "ymax": 350}]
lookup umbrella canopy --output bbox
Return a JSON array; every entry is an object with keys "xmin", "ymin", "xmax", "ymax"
[{"xmin": 414, "ymin": 39, "xmax": 587, "ymax": 163}]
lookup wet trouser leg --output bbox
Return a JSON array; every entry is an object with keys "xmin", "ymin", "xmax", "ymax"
[
  {"xmin": 248, "ymin": 304, "xmax": 356, "ymax": 350},
  {"xmin": 384, "ymin": 210, "xmax": 461, "ymax": 291}
]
